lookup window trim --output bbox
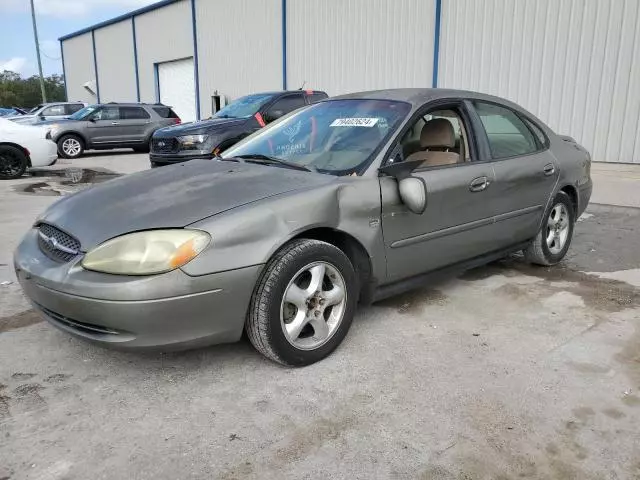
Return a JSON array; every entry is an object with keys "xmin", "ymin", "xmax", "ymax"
[
  {"xmin": 470, "ymin": 99, "xmax": 550, "ymax": 162},
  {"xmin": 381, "ymin": 98, "xmax": 485, "ymax": 173},
  {"xmin": 119, "ymin": 106, "xmax": 151, "ymax": 120}
]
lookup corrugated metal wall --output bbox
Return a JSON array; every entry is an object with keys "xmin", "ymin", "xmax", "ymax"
[
  {"xmin": 94, "ymin": 21, "xmax": 137, "ymax": 103},
  {"xmin": 196, "ymin": 0, "xmax": 282, "ymax": 118},
  {"xmin": 61, "ymin": 33, "xmax": 96, "ymax": 104},
  {"xmin": 439, "ymin": 0, "xmax": 640, "ymax": 163},
  {"xmin": 286, "ymin": 0, "xmax": 436, "ymax": 96},
  {"xmin": 134, "ymin": 0, "xmax": 193, "ymax": 104}
]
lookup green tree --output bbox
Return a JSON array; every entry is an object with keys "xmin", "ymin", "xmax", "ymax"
[{"xmin": 0, "ymin": 70, "xmax": 66, "ymax": 108}]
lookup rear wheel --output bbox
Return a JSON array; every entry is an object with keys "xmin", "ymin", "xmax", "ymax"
[
  {"xmin": 524, "ymin": 191, "xmax": 575, "ymax": 266},
  {"xmin": 58, "ymin": 134, "xmax": 84, "ymax": 159},
  {"xmin": 246, "ymin": 239, "xmax": 358, "ymax": 366},
  {"xmin": 0, "ymin": 145, "xmax": 28, "ymax": 180}
]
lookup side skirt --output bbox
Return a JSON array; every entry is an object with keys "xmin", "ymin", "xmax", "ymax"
[{"xmin": 371, "ymin": 240, "xmax": 532, "ymax": 303}]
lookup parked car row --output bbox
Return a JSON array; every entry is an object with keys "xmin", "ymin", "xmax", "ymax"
[{"xmin": 13, "ymin": 87, "xmax": 592, "ymax": 366}]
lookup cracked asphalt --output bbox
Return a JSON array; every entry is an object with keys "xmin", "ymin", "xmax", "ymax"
[{"xmin": 1, "ymin": 155, "xmax": 639, "ymax": 480}]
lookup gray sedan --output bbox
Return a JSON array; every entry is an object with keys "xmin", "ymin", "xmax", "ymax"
[{"xmin": 14, "ymin": 89, "xmax": 592, "ymax": 366}]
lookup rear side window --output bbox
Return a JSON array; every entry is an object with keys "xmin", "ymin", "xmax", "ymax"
[
  {"xmin": 120, "ymin": 107, "xmax": 150, "ymax": 120},
  {"xmin": 152, "ymin": 106, "xmax": 179, "ymax": 118},
  {"xmin": 522, "ymin": 117, "xmax": 548, "ymax": 148},
  {"xmin": 474, "ymin": 102, "xmax": 538, "ymax": 158},
  {"xmin": 307, "ymin": 92, "xmax": 328, "ymax": 104},
  {"xmin": 65, "ymin": 104, "xmax": 84, "ymax": 115}
]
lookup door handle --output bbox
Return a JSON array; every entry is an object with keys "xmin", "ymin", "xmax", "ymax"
[
  {"xmin": 543, "ymin": 163, "xmax": 556, "ymax": 176},
  {"xmin": 469, "ymin": 176, "xmax": 490, "ymax": 192},
  {"xmin": 111, "ymin": 122, "xmax": 120, "ymax": 125}
]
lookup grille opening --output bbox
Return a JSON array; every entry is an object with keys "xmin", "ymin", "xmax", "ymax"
[
  {"xmin": 37, "ymin": 223, "xmax": 81, "ymax": 263},
  {"xmin": 35, "ymin": 303, "xmax": 123, "ymax": 336},
  {"xmin": 152, "ymin": 138, "xmax": 178, "ymax": 153}
]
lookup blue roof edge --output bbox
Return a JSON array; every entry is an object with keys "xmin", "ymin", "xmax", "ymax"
[{"xmin": 59, "ymin": 0, "xmax": 181, "ymax": 41}]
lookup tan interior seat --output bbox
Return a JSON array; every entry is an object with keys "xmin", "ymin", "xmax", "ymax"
[{"xmin": 405, "ymin": 118, "xmax": 460, "ymax": 166}]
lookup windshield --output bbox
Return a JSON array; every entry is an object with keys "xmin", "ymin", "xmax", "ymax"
[
  {"xmin": 68, "ymin": 105, "xmax": 99, "ymax": 120},
  {"xmin": 213, "ymin": 93, "xmax": 275, "ymax": 119},
  {"xmin": 222, "ymin": 99, "xmax": 410, "ymax": 175}
]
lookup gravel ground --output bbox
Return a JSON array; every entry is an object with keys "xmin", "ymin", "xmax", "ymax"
[{"xmin": 0, "ymin": 154, "xmax": 639, "ymax": 480}]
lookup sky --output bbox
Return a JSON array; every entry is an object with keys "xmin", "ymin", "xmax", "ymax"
[{"xmin": 0, "ymin": 0, "xmax": 159, "ymax": 77}]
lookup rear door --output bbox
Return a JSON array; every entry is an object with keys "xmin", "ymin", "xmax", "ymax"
[
  {"xmin": 116, "ymin": 106, "xmax": 152, "ymax": 143},
  {"xmin": 471, "ymin": 101, "xmax": 558, "ymax": 246},
  {"xmin": 85, "ymin": 106, "xmax": 121, "ymax": 144}
]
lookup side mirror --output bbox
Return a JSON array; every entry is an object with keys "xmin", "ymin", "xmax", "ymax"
[
  {"xmin": 88, "ymin": 117, "xmax": 96, "ymax": 123},
  {"xmin": 264, "ymin": 109, "xmax": 284, "ymax": 123},
  {"xmin": 379, "ymin": 158, "xmax": 427, "ymax": 214},
  {"xmin": 398, "ymin": 177, "xmax": 427, "ymax": 214}
]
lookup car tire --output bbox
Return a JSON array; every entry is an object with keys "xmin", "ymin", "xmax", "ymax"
[
  {"xmin": 0, "ymin": 145, "xmax": 28, "ymax": 180},
  {"xmin": 58, "ymin": 134, "xmax": 84, "ymax": 159},
  {"xmin": 524, "ymin": 191, "xmax": 575, "ymax": 266},
  {"xmin": 246, "ymin": 239, "xmax": 358, "ymax": 366}
]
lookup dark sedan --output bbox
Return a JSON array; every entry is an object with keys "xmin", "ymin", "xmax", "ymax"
[{"xmin": 149, "ymin": 89, "xmax": 327, "ymax": 167}]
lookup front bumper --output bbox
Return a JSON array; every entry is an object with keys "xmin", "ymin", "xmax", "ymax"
[
  {"xmin": 150, "ymin": 152, "xmax": 214, "ymax": 167},
  {"xmin": 14, "ymin": 229, "xmax": 261, "ymax": 350}
]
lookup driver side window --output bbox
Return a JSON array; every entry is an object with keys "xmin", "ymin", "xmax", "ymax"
[{"xmin": 399, "ymin": 107, "xmax": 471, "ymax": 167}]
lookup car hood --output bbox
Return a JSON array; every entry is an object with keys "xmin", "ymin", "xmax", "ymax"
[
  {"xmin": 39, "ymin": 160, "xmax": 335, "ymax": 249},
  {"xmin": 154, "ymin": 117, "xmax": 248, "ymax": 137},
  {"xmin": 38, "ymin": 118, "xmax": 74, "ymax": 126}
]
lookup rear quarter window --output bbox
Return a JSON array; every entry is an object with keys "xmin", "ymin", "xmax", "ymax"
[{"xmin": 152, "ymin": 107, "xmax": 179, "ymax": 118}]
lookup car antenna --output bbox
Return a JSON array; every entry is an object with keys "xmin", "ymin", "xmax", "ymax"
[{"xmin": 298, "ymin": 81, "xmax": 306, "ymax": 91}]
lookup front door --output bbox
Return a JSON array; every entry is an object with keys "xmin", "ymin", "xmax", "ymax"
[
  {"xmin": 85, "ymin": 106, "xmax": 123, "ymax": 145},
  {"xmin": 380, "ymin": 102, "xmax": 504, "ymax": 282},
  {"xmin": 381, "ymin": 162, "xmax": 498, "ymax": 282},
  {"xmin": 471, "ymin": 101, "xmax": 559, "ymax": 247}
]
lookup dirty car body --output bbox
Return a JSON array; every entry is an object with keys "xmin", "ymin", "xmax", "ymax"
[{"xmin": 14, "ymin": 89, "xmax": 592, "ymax": 365}]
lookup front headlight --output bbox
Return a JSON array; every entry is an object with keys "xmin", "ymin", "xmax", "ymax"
[
  {"xmin": 177, "ymin": 134, "xmax": 208, "ymax": 149},
  {"xmin": 82, "ymin": 229, "xmax": 211, "ymax": 275}
]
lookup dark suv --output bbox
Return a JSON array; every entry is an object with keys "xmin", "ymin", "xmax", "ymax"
[
  {"xmin": 150, "ymin": 90, "xmax": 328, "ymax": 167},
  {"xmin": 43, "ymin": 103, "xmax": 181, "ymax": 159}
]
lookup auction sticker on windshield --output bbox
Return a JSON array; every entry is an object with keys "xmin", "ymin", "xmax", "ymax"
[{"xmin": 330, "ymin": 118, "xmax": 379, "ymax": 127}]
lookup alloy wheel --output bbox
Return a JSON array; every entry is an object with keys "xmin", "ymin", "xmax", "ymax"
[
  {"xmin": 546, "ymin": 203, "xmax": 570, "ymax": 254},
  {"xmin": 62, "ymin": 138, "xmax": 82, "ymax": 157},
  {"xmin": 280, "ymin": 261, "xmax": 347, "ymax": 350}
]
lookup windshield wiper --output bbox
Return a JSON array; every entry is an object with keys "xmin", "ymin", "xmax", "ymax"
[{"xmin": 233, "ymin": 154, "xmax": 312, "ymax": 172}]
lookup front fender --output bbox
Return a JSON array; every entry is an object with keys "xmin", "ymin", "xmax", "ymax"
[{"xmin": 181, "ymin": 178, "xmax": 386, "ymax": 281}]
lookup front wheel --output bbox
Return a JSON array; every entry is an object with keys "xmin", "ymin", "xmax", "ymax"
[
  {"xmin": 524, "ymin": 191, "xmax": 575, "ymax": 266},
  {"xmin": 58, "ymin": 134, "xmax": 84, "ymax": 159},
  {"xmin": 246, "ymin": 239, "xmax": 358, "ymax": 366},
  {"xmin": 0, "ymin": 145, "xmax": 28, "ymax": 180}
]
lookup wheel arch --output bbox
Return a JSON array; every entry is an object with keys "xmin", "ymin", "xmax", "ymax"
[
  {"xmin": 57, "ymin": 131, "xmax": 87, "ymax": 147},
  {"xmin": 558, "ymin": 184, "xmax": 579, "ymax": 216},
  {"xmin": 288, "ymin": 227, "xmax": 374, "ymax": 304},
  {"xmin": 0, "ymin": 142, "xmax": 31, "ymax": 167}
]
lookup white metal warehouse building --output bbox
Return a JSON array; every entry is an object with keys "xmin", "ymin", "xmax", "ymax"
[{"xmin": 60, "ymin": 0, "xmax": 640, "ymax": 163}]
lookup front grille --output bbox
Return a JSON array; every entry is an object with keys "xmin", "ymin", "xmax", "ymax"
[
  {"xmin": 152, "ymin": 137, "xmax": 178, "ymax": 153},
  {"xmin": 35, "ymin": 303, "xmax": 122, "ymax": 336},
  {"xmin": 37, "ymin": 223, "xmax": 81, "ymax": 263}
]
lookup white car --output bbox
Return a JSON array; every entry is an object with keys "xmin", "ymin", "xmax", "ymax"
[{"xmin": 0, "ymin": 117, "xmax": 58, "ymax": 180}]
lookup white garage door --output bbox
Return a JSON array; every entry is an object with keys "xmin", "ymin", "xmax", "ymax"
[{"xmin": 158, "ymin": 58, "xmax": 196, "ymax": 122}]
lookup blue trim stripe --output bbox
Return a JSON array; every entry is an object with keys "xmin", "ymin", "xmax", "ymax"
[
  {"xmin": 60, "ymin": 40, "xmax": 68, "ymax": 101},
  {"xmin": 190, "ymin": 0, "xmax": 201, "ymax": 120},
  {"xmin": 281, "ymin": 0, "xmax": 287, "ymax": 90},
  {"xmin": 154, "ymin": 63, "xmax": 160, "ymax": 103},
  {"xmin": 91, "ymin": 30, "xmax": 100, "ymax": 102},
  {"xmin": 59, "ymin": 0, "xmax": 180, "ymax": 41},
  {"xmin": 132, "ymin": 17, "xmax": 141, "ymax": 102},
  {"xmin": 432, "ymin": 0, "xmax": 442, "ymax": 88}
]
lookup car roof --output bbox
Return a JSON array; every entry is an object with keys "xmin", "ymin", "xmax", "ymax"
[{"xmin": 332, "ymin": 88, "xmax": 524, "ymax": 111}]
